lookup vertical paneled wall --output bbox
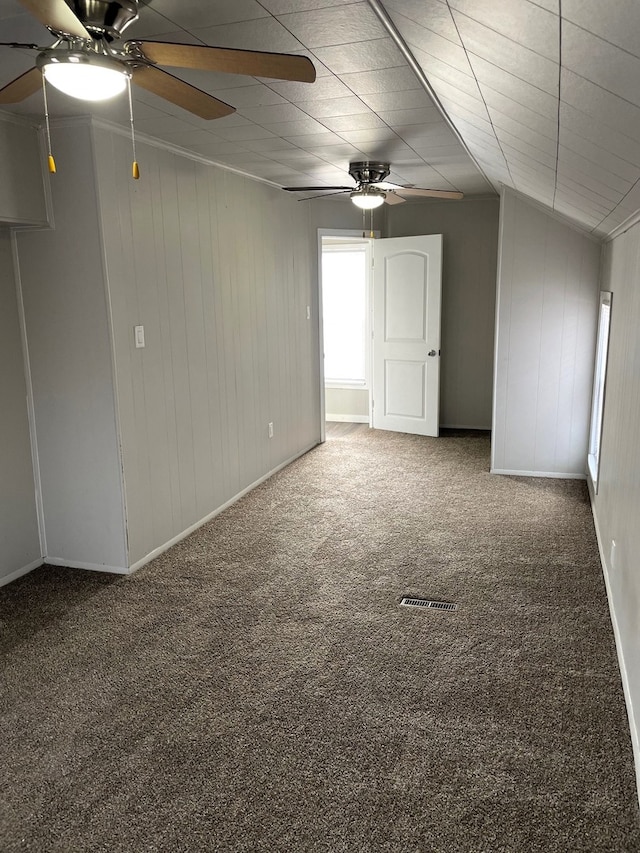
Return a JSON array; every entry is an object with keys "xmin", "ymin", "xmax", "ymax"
[
  {"xmin": 0, "ymin": 230, "xmax": 40, "ymax": 583},
  {"xmin": 594, "ymin": 227, "xmax": 640, "ymax": 783},
  {"xmin": 92, "ymin": 127, "xmax": 319, "ymax": 566},
  {"xmin": 387, "ymin": 197, "xmax": 499, "ymax": 430},
  {"xmin": 492, "ymin": 190, "xmax": 601, "ymax": 476},
  {"xmin": 17, "ymin": 123, "xmax": 128, "ymax": 571}
]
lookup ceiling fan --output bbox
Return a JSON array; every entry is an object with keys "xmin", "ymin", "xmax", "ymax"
[
  {"xmin": 0, "ymin": 0, "xmax": 316, "ymax": 118},
  {"xmin": 283, "ymin": 162, "xmax": 463, "ymax": 208}
]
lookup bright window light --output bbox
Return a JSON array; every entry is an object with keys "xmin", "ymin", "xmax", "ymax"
[
  {"xmin": 322, "ymin": 247, "xmax": 368, "ymax": 386},
  {"xmin": 588, "ymin": 291, "xmax": 612, "ymax": 491}
]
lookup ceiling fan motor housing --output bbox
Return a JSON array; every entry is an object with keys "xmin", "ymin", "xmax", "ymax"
[
  {"xmin": 349, "ymin": 161, "xmax": 391, "ymax": 185},
  {"xmin": 66, "ymin": 0, "xmax": 139, "ymax": 40}
]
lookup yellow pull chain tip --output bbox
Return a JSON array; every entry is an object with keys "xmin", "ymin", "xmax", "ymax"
[
  {"xmin": 132, "ymin": 161, "xmax": 140, "ymax": 180},
  {"xmin": 47, "ymin": 154, "xmax": 56, "ymax": 174}
]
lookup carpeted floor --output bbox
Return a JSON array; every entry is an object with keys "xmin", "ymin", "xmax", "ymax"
[{"xmin": 1, "ymin": 426, "xmax": 639, "ymax": 852}]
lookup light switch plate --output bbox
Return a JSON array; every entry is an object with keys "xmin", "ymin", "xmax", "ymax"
[{"xmin": 134, "ymin": 325, "xmax": 145, "ymax": 348}]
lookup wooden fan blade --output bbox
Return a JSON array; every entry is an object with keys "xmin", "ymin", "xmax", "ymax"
[
  {"xmin": 19, "ymin": 0, "xmax": 90, "ymax": 39},
  {"xmin": 384, "ymin": 192, "xmax": 405, "ymax": 205},
  {"xmin": 0, "ymin": 66, "xmax": 42, "ymax": 103},
  {"xmin": 282, "ymin": 186, "xmax": 352, "ymax": 192},
  {"xmin": 132, "ymin": 66, "xmax": 235, "ymax": 120},
  {"xmin": 131, "ymin": 41, "xmax": 316, "ymax": 83},
  {"xmin": 397, "ymin": 187, "xmax": 464, "ymax": 200}
]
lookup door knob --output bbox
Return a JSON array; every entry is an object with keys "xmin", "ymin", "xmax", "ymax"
[{"xmin": 428, "ymin": 349, "xmax": 437, "ymax": 357}]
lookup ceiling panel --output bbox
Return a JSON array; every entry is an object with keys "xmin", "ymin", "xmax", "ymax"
[
  {"xmin": 558, "ymin": 132, "xmax": 640, "ymax": 183},
  {"xmin": 562, "ymin": 20, "xmax": 640, "ymax": 110},
  {"xmin": 390, "ymin": 17, "xmax": 470, "ymax": 72},
  {"xmin": 557, "ymin": 149, "xmax": 635, "ymax": 197},
  {"xmin": 452, "ymin": 13, "xmax": 559, "ymax": 95},
  {"xmin": 561, "ymin": 70, "xmax": 640, "ymax": 143},
  {"xmin": 560, "ymin": 103, "xmax": 640, "ymax": 166},
  {"xmin": 338, "ymin": 66, "xmax": 422, "ymax": 95},
  {"xmin": 293, "ymin": 96, "xmax": 371, "ymax": 118},
  {"xmin": 385, "ymin": 0, "xmax": 463, "ymax": 43},
  {"xmin": 563, "ymin": 0, "xmax": 640, "ymax": 59},
  {"xmin": 277, "ymin": 3, "xmax": 386, "ymax": 47},
  {"xmin": 191, "ymin": 18, "xmax": 304, "ymax": 51},
  {"xmin": 149, "ymin": 0, "xmax": 270, "ymax": 28},
  {"xmin": 467, "ymin": 56, "xmax": 559, "ymax": 118},
  {"xmin": 450, "ymin": 0, "xmax": 559, "ymax": 62},
  {"xmin": 311, "ymin": 38, "xmax": 405, "ymax": 74},
  {"xmin": 2, "ymin": 0, "xmax": 640, "ymax": 233}
]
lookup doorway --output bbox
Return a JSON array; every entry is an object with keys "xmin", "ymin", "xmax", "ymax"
[
  {"xmin": 320, "ymin": 235, "xmax": 372, "ymax": 430},
  {"xmin": 317, "ymin": 229, "xmax": 443, "ymax": 442}
]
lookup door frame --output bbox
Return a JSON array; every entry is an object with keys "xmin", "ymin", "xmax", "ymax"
[{"xmin": 317, "ymin": 228, "xmax": 380, "ymax": 443}]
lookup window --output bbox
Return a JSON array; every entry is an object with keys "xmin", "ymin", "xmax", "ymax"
[
  {"xmin": 322, "ymin": 245, "xmax": 369, "ymax": 387},
  {"xmin": 588, "ymin": 291, "xmax": 612, "ymax": 491}
]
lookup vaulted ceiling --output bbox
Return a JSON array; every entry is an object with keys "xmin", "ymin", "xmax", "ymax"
[{"xmin": 1, "ymin": 0, "xmax": 640, "ymax": 238}]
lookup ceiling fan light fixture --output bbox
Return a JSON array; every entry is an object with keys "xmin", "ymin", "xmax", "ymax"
[
  {"xmin": 350, "ymin": 187, "xmax": 385, "ymax": 209},
  {"xmin": 38, "ymin": 51, "xmax": 130, "ymax": 101}
]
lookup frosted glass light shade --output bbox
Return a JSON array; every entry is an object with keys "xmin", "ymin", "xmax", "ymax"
[
  {"xmin": 350, "ymin": 188, "xmax": 385, "ymax": 209},
  {"xmin": 42, "ymin": 55, "xmax": 128, "ymax": 101}
]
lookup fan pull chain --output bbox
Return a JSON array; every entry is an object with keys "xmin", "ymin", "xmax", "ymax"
[
  {"xmin": 369, "ymin": 207, "xmax": 374, "ymax": 239},
  {"xmin": 127, "ymin": 77, "xmax": 140, "ymax": 180},
  {"xmin": 42, "ymin": 76, "xmax": 56, "ymax": 174},
  {"xmin": 362, "ymin": 206, "xmax": 366, "ymax": 239}
]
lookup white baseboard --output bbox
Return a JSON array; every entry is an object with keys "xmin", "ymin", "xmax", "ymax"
[
  {"xmin": 491, "ymin": 468, "xmax": 586, "ymax": 479},
  {"xmin": 589, "ymin": 500, "xmax": 640, "ymax": 808},
  {"xmin": 128, "ymin": 440, "xmax": 319, "ymax": 574},
  {"xmin": 0, "ymin": 556, "xmax": 44, "ymax": 588},
  {"xmin": 441, "ymin": 423, "xmax": 491, "ymax": 430},
  {"xmin": 326, "ymin": 414, "xmax": 369, "ymax": 423},
  {"xmin": 45, "ymin": 557, "xmax": 130, "ymax": 574}
]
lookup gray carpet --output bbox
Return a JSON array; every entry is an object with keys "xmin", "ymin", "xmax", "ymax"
[{"xmin": 1, "ymin": 426, "xmax": 639, "ymax": 852}]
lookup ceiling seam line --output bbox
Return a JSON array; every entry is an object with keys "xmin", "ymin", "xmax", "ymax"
[
  {"xmin": 443, "ymin": 1, "xmax": 513, "ymax": 188},
  {"xmin": 552, "ymin": 0, "xmax": 562, "ymax": 212},
  {"xmin": 365, "ymin": 0, "xmax": 496, "ymax": 193}
]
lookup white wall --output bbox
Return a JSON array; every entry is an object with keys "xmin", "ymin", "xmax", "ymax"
[
  {"xmin": 92, "ymin": 124, "xmax": 321, "ymax": 567},
  {"xmin": 325, "ymin": 387, "xmax": 369, "ymax": 420},
  {"xmin": 0, "ymin": 229, "xmax": 41, "ymax": 584},
  {"xmin": 593, "ymin": 224, "xmax": 640, "ymax": 792},
  {"xmin": 16, "ymin": 121, "xmax": 128, "ymax": 571},
  {"xmin": 492, "ymin": 190, "xmax": 601, "ymax": 476},
  {"xmin": 387, "ymin": 197, "xmax": 499, "ymax": 429}
]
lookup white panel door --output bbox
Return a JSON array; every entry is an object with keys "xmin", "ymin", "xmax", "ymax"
[{"xmin": 372, "ymin": 235, "xmax": 442, "ymax": 436}]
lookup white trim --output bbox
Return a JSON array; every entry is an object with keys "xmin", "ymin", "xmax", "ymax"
[
  {"xmin": 604, "ymin": 206, "xmax": 640, "ymax": 243},
  {"xmin": 491, "ymin": 468, "xmax": 586, "ymax": 479},
  {"xmin": 128, "ymin": 441, "xmax": 319, "ymax": 574},
  {"xmin": 53, "ymin": 115, "xmax": 288, "ymax": 194},
  {"xmin": 326, "ymin": 414, "xmax": 369, "ymax": 423},
  {"xmin": 589, "ymin": 496, "xmax": 640, "ymax": 807},
  {"xmin": 45, "ymin": 557, "xmax": 130, "ymax": 575},
  {"xmin": 325, "ymin": 381, "xmax": 369, "ymax": 390},
  {"xmin": 0, "ymin": 109, "xmax": 41, "ymax": 131},
  {"xmin": 89, "ymin": 121, "xmax": 130, "ymax": 568},
  {"xmin": 490, "ymin": 189, "xmax": 506, "ymax": 473},
  {"xmin": 0, "ymin": 557, "xmax": 44, "ymax": 588},
  {"xmin": 10, "ymin": 233, "xmax": 47, "ymax": 558},
  {"xmin": 317, "ymin": 229, "xmax": 379, "ymax": 444}
]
